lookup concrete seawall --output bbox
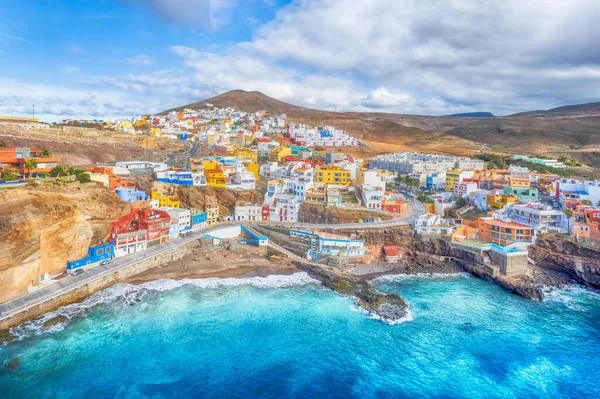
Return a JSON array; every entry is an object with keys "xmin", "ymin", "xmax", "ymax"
[{"xmin": 0, "ymin": 242, "xmax": 193, "ymax": 331}]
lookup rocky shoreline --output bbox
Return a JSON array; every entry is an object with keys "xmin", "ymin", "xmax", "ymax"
[{"xmin": 294, "ymin": 261, "xmax": 411, "ymax": 323}]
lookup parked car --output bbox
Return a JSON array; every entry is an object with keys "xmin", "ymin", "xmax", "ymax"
[
  {"xmin": 100, "ymin": 260, "xmax": 112, "ymax": 265},
  {"xmin": 71, "ymin": 269, "xmax": 84, "ymax": 276}
]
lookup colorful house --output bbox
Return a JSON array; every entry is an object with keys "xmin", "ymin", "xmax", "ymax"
[
  {"xmin": 477, "ymin": 214, "xmax": 535, "ymax": 246},
  {"xmin": 151, "ymin": 190, "xmax": 180, "ymax": 208},
  {"xmin": 205, "ymin": 199, "xmax": 219, "ymax": 226},
  {"xmin": 67, "ymin": 242, "xmax": 114, "ymax": 270},
  {"xmin": 503, "ymin": 186, "xmax": 538, "ymax": 201},
  {"xmin": 486, "ymin": 193, "xmax": 519, "ymax": 211},
  {"xmin": 116, "ymin": 187, "xmax": 149, "ymax": 204},
  {"xmin": 110, "ymin": 209, "xmax": 171, "ymax": 258},
  {"xmin": 315, "ymin": 165, "xmax": 352, "ymax": 186},
  {"xmin": 205, "ymin": 168, "xmax": 227, "ymax": 187},
  {"xmin": 0, "ymin": 147, "xmax": 60, "ymax": 177},
  {"xmin": 191, "ymin": 210, "xmax": 208, "ymax": 230}
]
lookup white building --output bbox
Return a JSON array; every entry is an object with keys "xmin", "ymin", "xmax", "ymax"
[
  {"xmin": 162, "ymin": 207, "xmax": 192, "ymax": 235},
  {"xmin": 115, "ymin": 161, "xmax": 168, "ymax": 172},
  {"xmin": 230, "ymin": 170, "xmax": 256, "ymax": 190},
  {"xmin": 472, "ymin": 190, "xmax": 493, "ymax": 211},
  {"xmin": 269, "ymin": 194, "xmax": 301, "ymax": 222},
  {"xmin": 369, "ymin": 152, "xmax": 484, "ymax": 175},
  {"xmin": 361, "ymin": 184, "xmax": 385, "ymax": 209},
  {"xmin": 414, "ymin": 214, "xmax": 456, "ymax": 236},
  {"xmin": 453, "ymin": 182, "xmax": 478, "ymax": 199},
  {"xmin": 234, "ymin": 204, "xmax": 263, "ymax": 221},
  {"xmin": 506, "ymin": 201, "xmax": 568, "ymax": 233},
  {"xmin": 557, "ymin": 178, "xmax": 600, "ymax": 206}
]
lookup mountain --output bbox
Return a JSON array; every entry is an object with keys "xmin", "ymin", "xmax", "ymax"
[
  {"xmin": 447, "ymin": 112, "xmax": 495, "ymax": 118},
  {"xmin": 162, "ymin": 90, "xmax": 308, "ymax": 116},
  {"xmin": 163, "ymin": 90, "xmax": 600, "ymax": 172},
  {"xmin": 509, "ymin": 102, "xmax": 600, "ymax": 118}
]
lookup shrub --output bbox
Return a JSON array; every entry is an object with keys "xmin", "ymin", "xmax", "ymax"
[{"xmin": 76, "ymin": 173, "xmax": 91, "ymax": 183}]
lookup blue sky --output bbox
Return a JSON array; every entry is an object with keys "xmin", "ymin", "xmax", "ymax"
[{"xmin": 1, "ymin": 0, "xmax": 599, "ymax": 121}]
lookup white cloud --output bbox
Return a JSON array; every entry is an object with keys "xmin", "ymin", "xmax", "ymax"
[
  {"xmin": 126, "ymin": 54, "xmax": 154, "ymax": 66},
  {"xmin": 5, "ymin": 0, "xmax": 600, "ymax": 121},
  {"xmin": 129, "ymin": 0, "xmax": 239, "ymax": 30},
  {"xmin": 63, "ymin": 65, "xmax": 81, "ymax": 74}
]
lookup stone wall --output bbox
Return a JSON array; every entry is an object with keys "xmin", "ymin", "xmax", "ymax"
[{"xmin": 0, "ymin": 242, "xmax": 194, "ymax": 330}]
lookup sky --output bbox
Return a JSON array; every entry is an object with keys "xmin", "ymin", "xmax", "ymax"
[{"xmin": 1, "ymin": 0, "xmax": 600, "ymax": 122}]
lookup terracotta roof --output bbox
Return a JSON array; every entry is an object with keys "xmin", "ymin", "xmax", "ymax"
[{"xmin": 383, "ymin": 246, "xmax": 400, "ymax": 256}]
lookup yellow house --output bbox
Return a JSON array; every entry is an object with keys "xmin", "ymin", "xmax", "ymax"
[
  {"xmin": 151, "ymin": 190, "xmax": 180, "ymax": 208},
  {"xmin": 233, "ymin": 148, "xmax": 258, "ymax": 163},
  {"xmin": 508, "ymin": 176, "xmax": 530, "ymax": 189},
  {"xmin": 205, "ymin": 199, "xmax": 219, "ymax": 226},
  {"xmin": 246, "ymin": 163, "xmax": 260, "ymax": 179},
  {"xmin": 134, "ymin": 120, "xmax": 147, "ymax": 127},
  {"xmin": 486, "ymin": 193, "xmax": 519, "ymax": 211},
  {"xmin": 149, "ymin": 127, "xmax": 161, "ymax": 137},
  {"xmin": 451, "ymin": 225, "xmax": 478, "ymax": 243},
  {"xmin": 202, "ymin": 161, "xmax": 219, "ymax": 170},
  {"xmin": 205, "ymin": 168, "xmax": 227, "ymax": 187},
  {"xmin": 118, "ymin": 120, "xmax": 133, "ymax": 130},
  {"xmin": 315, "ymin": 165, "xmax": 352, "ymax": 186},
  {"xmin": 270, "ymin": 147, "xmax": 292, "ymax": 162},
  {"xmin": 445, "ymin": 169, "xmax": 462, "ymax": 192}
]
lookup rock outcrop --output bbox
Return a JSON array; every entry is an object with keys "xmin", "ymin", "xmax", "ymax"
[
  {"xmin": 0, "ymin": 185, "xmax": 130, "ymax": 303},
  {"xmin": 530, "ymin": 234, "xmax": 600, "ymax": 289},
  {"xmin": 295, "ymin": 262, "xmax": 410, "ymax": 322}
]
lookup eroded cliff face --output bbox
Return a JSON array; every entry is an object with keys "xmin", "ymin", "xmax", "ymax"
[
  {"xmin": 530, "ymin": 234, "xmax": 600, "ymax": 288},
  {"xmin": 0, "ymin": 185, "xmax": 130, "ymax": 303}
]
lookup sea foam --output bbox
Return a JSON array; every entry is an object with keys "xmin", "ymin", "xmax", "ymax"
[
  {"xmin": 10, "ymin": 272, "xmax": 320, "ymax": 340},
  {"xmin": 373, "ymin": 272, "xmax": 470, "ymax": 284}
]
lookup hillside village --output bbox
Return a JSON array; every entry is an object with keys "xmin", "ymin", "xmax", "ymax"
[{"xmin": 1, "ymin": 103, "xmax": 600, "ymax": 303}]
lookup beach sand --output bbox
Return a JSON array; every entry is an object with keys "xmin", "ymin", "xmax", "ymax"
[{"xmin": 126, "ymin": 246, "xmax": 298, "ymax": 285}]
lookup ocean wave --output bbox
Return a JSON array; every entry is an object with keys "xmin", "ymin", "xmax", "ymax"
[
  {"xmin": 542, "ymin": 284, "xmax": 600, "ymax": 312},
  {"xmin": 348, "ymin": 304, "xmax": 414, "ymax": 325},
  {"xmin": 373, "ymin": 272, "xmax": 470, "ymax": 284},
  {"xmin": 10, "ymin": 272, "xmax": 320, "ymax": 340}
]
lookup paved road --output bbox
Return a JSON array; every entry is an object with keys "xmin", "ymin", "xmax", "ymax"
[
  {"xmin": 166, "ymin": 142, "xmax": 200, "ymax": 167},
  {"xmin": 0, "ymin": 202, "xmax": 425, "ymax": 323}
]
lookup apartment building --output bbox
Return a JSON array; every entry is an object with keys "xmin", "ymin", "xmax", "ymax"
[
  {"xmin": 506, "ymin": 201, "xmax": 568, "ymax": 233},
  {"xmin": 477, "ymin": 213, "xmax": 535, "ymax": 246},
  {"xmin": 370, "ymin": 152, "xmax": 484, "ymax": 175}
]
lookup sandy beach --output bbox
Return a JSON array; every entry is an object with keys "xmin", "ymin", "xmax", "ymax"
[{"xmin": 126, "ymin": 246, "xmax": 298, "ymax": 285}]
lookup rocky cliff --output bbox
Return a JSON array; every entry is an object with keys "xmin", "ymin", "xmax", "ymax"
[
  {"xmin": 0, "ymin": 185, "xmax": 130, "ymax": 303},
  {"xmin": 530, "ymin": 234, "xmax": 600, "ymax": 289}
]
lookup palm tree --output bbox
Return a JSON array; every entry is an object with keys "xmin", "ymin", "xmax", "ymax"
[
  {"xmin": 564, "ymin": 208, "xmax": 573, "ymax": 235},
  {"xmin": 25, "ymin": 158, "xmax": 38, "ymax": 178}
]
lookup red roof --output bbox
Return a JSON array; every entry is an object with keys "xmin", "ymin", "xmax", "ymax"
[
  {"xmin": 258, "ymin": 138, "xmax": 271, "ymax": 142},
  {"xmin": 383, "ymin": 246, "xmax": 400, "ymax": 257}
]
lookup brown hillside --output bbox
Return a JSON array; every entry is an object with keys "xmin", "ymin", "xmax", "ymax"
[
  {"xmin": 0, "ymin": 184, "xmax": 130, "ymax": 303},
  {"xmin": 163, "ymin": 90, "xmax": 600, "ymax": 168}
]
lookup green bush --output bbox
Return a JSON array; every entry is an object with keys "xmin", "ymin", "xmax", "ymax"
[{"xmin": 76, "ymin": 173, "xmax": 91, "ymax": 183}]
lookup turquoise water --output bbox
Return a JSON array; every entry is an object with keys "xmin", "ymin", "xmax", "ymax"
[{"xmin": 1, "ymin": 273, "xmax": 600, "ymax": 398}]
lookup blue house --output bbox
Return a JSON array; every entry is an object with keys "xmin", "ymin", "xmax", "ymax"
[
  {"xmin": 191, "ymin": 211, "xmax": 207, "ymax": 230},
  {"xmin": 115, "ymin": 188, "xmax": 149, "ymax": 204},
  {"xmin": 155, "ymin": 170, "xmax": 195, "ymax": 186},
  {"xmin": 67, "ymin": 242, "xmax": 115, "ymax": 270}
]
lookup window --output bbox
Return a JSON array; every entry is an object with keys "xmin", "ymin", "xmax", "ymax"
[{"xmin": 96, "ymin": 249, "xmax": 103, "ymax": 255}]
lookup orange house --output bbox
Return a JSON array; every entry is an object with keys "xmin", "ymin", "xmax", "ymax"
[
  {"xmin": 0, "ymin": 147, "xmax": 60, "ymax": 177},
  {"xmin": 382, "ymin": 198, "xmax": 407, "ymax": 214},
  {"xmin": 451, "ymin": 225, "xmax": 478, "ymax": 243},
  {"xmin": 477, "ymin": 216, "xmax": 535, "ymax": 246}
]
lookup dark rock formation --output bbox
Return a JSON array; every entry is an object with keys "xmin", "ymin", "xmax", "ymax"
[
  {"xmin": 0, "ymin": 329, "xmax": 15, "ymax": 345},
  {"xmin": 6, "ymin": 357, "xmax": 20, "ymax": 371},
  {"xmin": 294, "ymin": 261, "xmax": 410, "ymax": 322},
  {"xmin": 41, "ymin": 315, "xmax": 69, "ymax": 330},
  {"xmin": 530, "ymin": 234, "xmax": 600, "ymax": 289}
]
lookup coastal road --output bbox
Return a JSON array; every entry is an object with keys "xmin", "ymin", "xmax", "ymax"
[{"xmin": 0, "ymin": 202, "xmax": 425, "ymax": 323}]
